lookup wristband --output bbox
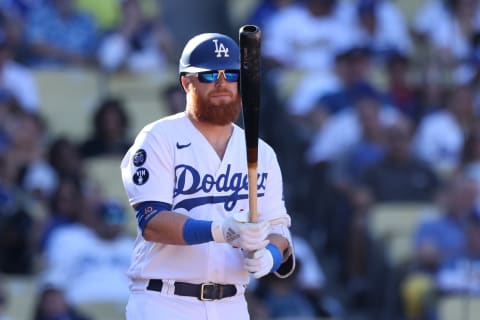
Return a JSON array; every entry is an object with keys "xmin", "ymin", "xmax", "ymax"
[
  {"xmin": 266, "ymin": 243, "xmax": 282, "ymax": 272},
  {"xmin": 182, "ymin": 218, "xmax": 214, "ymax": 245}
]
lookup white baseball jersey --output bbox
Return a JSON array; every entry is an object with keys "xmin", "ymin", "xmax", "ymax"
[{"xmin": 120, "ymin": 112, "xmax": 291, "ymax": 286}]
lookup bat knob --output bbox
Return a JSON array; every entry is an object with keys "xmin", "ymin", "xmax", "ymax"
[{"xmin": 240, "ymin": 25, "xmax": 260, "ymax": 34}]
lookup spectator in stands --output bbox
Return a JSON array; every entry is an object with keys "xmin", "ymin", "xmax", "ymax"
[
  {"xmin": 295, "ymin": 234, "xmax": 345, "ymax": 317},
  {"xmin": 328, "ymin": 92, "xmax": 387, "ymax": 191},
  {"xmin": 260, "ymin": 0, "xmax": 358, "ymax": 124},
  {"xmin": 48, "ymin": 136, "xmax": 85, "ymax": 181},
  {"xmin": 262, "ymin": 0, "xmax": 356, "ymax": 75},
  {"xmin": 314, "ymin": 46, "xmax": 381, "ymax": 116},
  {"xmin": 458, "ymin": 125, "xmax": 480, "ymax": 209},
  {"xmin": 0, "ymin": 104, "xmax": 57, "ymax": 206},
  {"xmin": 383, "ymin": 51, "xmax": 422, "ymax": 124},
  {"xmin": 32, "ymin": 284, "xmax": 90, "ymax": 320},
  {"xmin": 305, "ymin": 87, "xmax": 396, "ymax": 166},
  {"xmin": 41, "ymin": 200, "xmax": 133, "ymax": 305},
  {"xmin": 286, "ymin": 43, "xmax": 383, "ymax": 141},
  {"xmin": 361, "ymin": 115, "xmax": 439, "ymax": 202},
  {"xmin": 24, "ymin": 0, "xmax": 99, "ymax": 67},
  {"xmin": 6, "ymin": 111, "xmax": 58, "ymax": 204},
  {"xmin": 413, "ymin": 0, "xmax": 449, "ymax": 41},
  {"xmin": 436, "ymin": 217, "xmax": 480, "ymax": 295},
  {"xmin": 255, "ymin": 271, "xmax": 318, "ymax": 319},
  {"xmin": 415, "ymin": 63, "xmax": 450, "ymax": 118},
  {"xmin": 414, "ymin": 173, "xmax": 478, "ymax": 272},
  {"xmin": 0, "ymin": 1, "xmax": 41, "ymax": 62},
  {"xmin": 336, "ymin": 186, "xmax": 390, "ymax": 319},
  {"xmin": 413, "ymin": 0, "xmax": 480, "ymax": 63},
  {"xmin": 0, "ymin": 92, "xmax": 16, "ymax": 153},
  {"xmin": 253, "ymin": 234, "xmax": 340, "ymax": 318},
  {"xmin": 0, "ymin": 0, "xmax": 42, "ymax": 21},
  {"xmin": 79, "ymin": 97, "xmax": 131, "ymax": 158},
  {"xmin": 302, "ymin": 90, "xmax": 397, "ymax": 238},
  {"xmin": 0, "ymin": 27, "xmax": 39, "ymax": 113},
  {"xmin": 353, "ymin": 0, "xmax": 412, "ymax": 61},
  {"xmin": 414, "ymin": 84, "xmax": 477, "ymax": 177},
  {"xmin": 4, "ymin": 109, "xmax": 45, "ymax": 170},
  {"xmin": 97, "ymin": 0, "xmax": 174, "ymax": 73},
  {"xmin": 0, "ymin": 98, "xmax": 8, "ymax": 155},
  {"xmin": 247, "ymin": 0, "xmax": 295, "ymax": 30},
  {"xmin": 0, "ymin": 152, "xmax": 35, "ymax": 274},
  {"xmin": 38, "ymin": 176, "xmax": 84, "ymax": 252},
  {"xmin": 402, "ymin": 175, "xmax": 479, "ymax": 318}
]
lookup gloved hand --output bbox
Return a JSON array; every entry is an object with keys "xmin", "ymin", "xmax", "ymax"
[
  {"xmin": 211, "ymin": 211, "xmax": 270, "ymax": 251},
  {"xmin": 243, "ymin": 247, "xmax": 274, "ymax": 278}
]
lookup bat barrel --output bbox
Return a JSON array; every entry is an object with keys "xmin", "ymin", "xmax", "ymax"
[
  {"xmin": 239, "ymin": 25, "xmax": 262, "ymax": 223},
  {"xmin": 239, "ymin": 25, "xmax": 261, "ymax": 165}
]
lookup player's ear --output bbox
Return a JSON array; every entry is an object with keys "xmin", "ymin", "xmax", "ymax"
[{"xmin": 180, "ymin": 75, "xmax": 190, "ymax": 92}]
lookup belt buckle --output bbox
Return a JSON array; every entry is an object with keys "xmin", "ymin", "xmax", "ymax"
[{"xmin": 200, "ymin": 283, "xmax": 216, "ymax": 301}]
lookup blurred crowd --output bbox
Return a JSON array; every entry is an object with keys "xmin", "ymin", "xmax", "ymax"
[{"xmin": 1, "ymin": 0, "xmax": 480, "ymax": 320}]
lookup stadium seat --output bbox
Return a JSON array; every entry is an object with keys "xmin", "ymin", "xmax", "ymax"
[
  {"xmin": 395, "ymin": 0, "xmax": 424, "ymax": 23},
  {"xmin": 34, "ymin": 68, "xmax": 102, "ymax": 140},
  {"xmin": 437, "ymin": 295, "xmax": 480, "ymax": 320},
  {"xmin": 369, "ymin": 202, "xmax": 438, "ymax": 265},
  {"xmin": 76, "ymin": 301, "xmax": 126, "ymax": 320},
  {"xmin": 226, "ymin": 0, "xmax": 258, "ymax": 28},
  {"xmin": 3, "ymin": 274, "xmax": 39, "ymax": 320},
  {"xmin": 104, "ymin": 71, "xmax": 175, "ymax": 136},
  {"xmin": 276, "ymin": 69, "xmax": 307, "ymax": 102},
  {"xmin": 83, "ymin": 156, "xmax": 136, "ymax": 235},
  {"xmin": 36, "ymin": 69, "xmax": 177, "ymax": 141}
]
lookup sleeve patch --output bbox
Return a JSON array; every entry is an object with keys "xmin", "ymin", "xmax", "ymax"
[
  {"xmin": 132, "ymin": 149, "xmax": 147, "ymax": 167},
  {"xmin": 133, "ymin": 168, "xmax": 149, "ymax": 185}
]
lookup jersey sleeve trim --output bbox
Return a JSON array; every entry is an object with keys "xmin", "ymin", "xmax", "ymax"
[{"xmin": 135, "ymin": 201, "xmax": 172, "ymax": 232}]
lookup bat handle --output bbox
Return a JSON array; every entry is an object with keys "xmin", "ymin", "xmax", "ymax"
[
  {"xmin": 248, "ymin": 166, "xmax": 258, "ymax": 223},
  {"xmin": 248, "ymin": 166, "xmax": 258, "ymax": 259}
]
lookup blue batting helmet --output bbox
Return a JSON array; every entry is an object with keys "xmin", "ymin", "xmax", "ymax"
[{"xmin": 179, "ymin": 33, "xmax": 240, "ymax": 74}]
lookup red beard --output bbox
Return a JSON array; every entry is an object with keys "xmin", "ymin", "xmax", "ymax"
[{"xmin": 189, "ymin": 87, "xmax": 241, "ymax": 125}]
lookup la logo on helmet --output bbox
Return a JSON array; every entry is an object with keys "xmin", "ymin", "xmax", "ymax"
[{"xmin": 213, "ymin": 39, "xmax": 229, "ymax": 57}]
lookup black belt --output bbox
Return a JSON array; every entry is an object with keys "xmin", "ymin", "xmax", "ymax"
[{"xmin": 147, "ymin": 279, "xmax": 237, "ymax": 301}]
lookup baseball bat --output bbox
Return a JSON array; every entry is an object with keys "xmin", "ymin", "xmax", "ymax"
[{"xmin": 239, "ymin": 25, "xmax": 261, "ymax": 223}]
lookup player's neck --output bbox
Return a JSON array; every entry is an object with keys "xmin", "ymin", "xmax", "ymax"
[{"xmin": 188, "ymin": 114, "xmax": 233, "ymax": 159}]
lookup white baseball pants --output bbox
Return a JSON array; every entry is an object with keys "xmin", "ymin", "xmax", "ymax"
[{"xmin": 125, "ymin": 290, "xmax": 250, "ymax": 320}]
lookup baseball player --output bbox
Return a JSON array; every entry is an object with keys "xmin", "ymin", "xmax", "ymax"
[{"xmin": 120, "ymin": 32, "xmax": 295, "ymax": 320}]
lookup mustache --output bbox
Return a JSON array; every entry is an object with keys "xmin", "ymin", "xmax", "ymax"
[{"xmin": 209, "ymin": 90, "xmax": 233, "ymax": 97}]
